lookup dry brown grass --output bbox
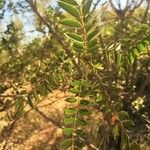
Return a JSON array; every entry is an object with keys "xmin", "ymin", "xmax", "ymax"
[{"xmin": 0, "ymin": 90, "xmax": 71, "ymax": 150}]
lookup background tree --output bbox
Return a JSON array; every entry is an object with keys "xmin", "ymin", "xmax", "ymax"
[{"xmin": 0, "ymin": 0, "xmax": 149, "ymax": 150}]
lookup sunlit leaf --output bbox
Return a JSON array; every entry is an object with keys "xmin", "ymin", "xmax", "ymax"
[
  {"xmin": 60, "ymin": 19, "xmax": 81, "ymax": 28},
  {"xmin": 64, "ymin": 108, "xmax": 76, "ymax": 116},
  {"xmin": 63, "ymin": 128, "xmax": 73, "ymax": 136},
  {"xmin": 64, "ymin": 117, "xmax": 74, "ymax": 125},
  {"xmin": 132, "ymin": 48, "xmax": 139, "ymax": 57},
  {"xmin": 137, "ymin": 43, "xmax": 147, "ymax": 53}
]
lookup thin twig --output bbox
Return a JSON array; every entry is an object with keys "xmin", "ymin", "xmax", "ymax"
[{"xmin": 25, "ymin": 0, "xmax": 82, "ymax": 76}]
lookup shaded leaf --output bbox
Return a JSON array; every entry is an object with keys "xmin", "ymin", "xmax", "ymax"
[
  {"xmin": 59, "ymin": 139, "xmax": 72, "ymax": 149},
  {"xmin": 77, "ymin": 119, "xmax": 88, "ymax": 126},
  {"xmin": 65, "ymin": 32, "xmax": 83, "ymax": 42},
  {"xmin": 114, "ymin": 102, "xmax": 123, "ymax": 111},
  {"xmin": 65, "ymin": 97, "xmax": 77, "ymax": 103},
  {"xmin": 80, "ymin": 99, "xmax": 90, "ymax": 106},
  {"xmin": 78, "ymin": 109, "xmax": 90, "ymax": 115},
  {"xmin": 122, "ymin": 120, "xmax": 134, "ymax": 128},
  {"xmin": 118, "ymin": 111, "xmax": 129, "ymax": 120},
  {"xmin": 129, "ymin": 142, "xmax": 140, "ymax": 150},
  {"xmin": 75, "ymin": 139, "xmax": 85, "ymax": 148},
  {"xmin": 82, "ymin": 0, "xmax": 93, "ymax": 15},
  {"xmin": 87, "ymin": 28, "xmax": 100, "ymax": 41},
  {"xmin": 32, "ymin": 90, "xmax": 39, "ymax": 102},
  {"xmin": 88, "ymin": 39, "xmax": 97, "ymax": 48},
  {"xmin": 121, "ymin": 131, "xmax": 128, "ymax": 150},
  {"xmin": 44, "ymin": 80, "xmax": 52, "ymax": 92},
  {"xmin": 37, "ymin": 84, "xmax": 47, "ymax": 96},
  {"xmin": 27, "ymin": 96, "xmax": 34, "ymax": 108},
  {"xmin": 113, "ymin": 124, "xmax": 119, "ymax": 140},
  {"xmin": 73, "ymin": 42, "xmax": 84, "ymax": 52},
  {"xmin": 75, "ymin": 129, "xmax": 86, "ymax": 138}
]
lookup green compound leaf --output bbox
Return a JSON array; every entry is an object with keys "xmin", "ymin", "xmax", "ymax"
[
  {"xmin": 60, "ymin": 0, "xmax": 78, "ymax": 6},
  {"xmin": 132, "ymin": 48, "xmax": 139, "ymax": 57},
  {"xmin": 91, "ymin": 63, "xmax": 103, "ymax": 70},
  {"xmin": 58, "ymin": 1, "xmax": 80, "ymax": 18},
  {"xmin": 65, "ymin": 32, "xmax": 83, "ymax": 42},
  {"xmin": 128, "ymin": 52, "xmax": 135, "ymax": 64},
  {"xmin": 44, "ymin": 80, "xmax": 53, "ymax": 92},
  {"xmin": 77, "ymin": 119, "xmax": 88, "ymax": 126},
  {"xmin": 64, "ymin": 117, "xmax": 74, "ymax": 125},
  {"xmin": 59, "ymin": 139, "xmax": 72, "ymax": 149},
  {"xmin": 60, "ymin": 19, "xmax": 81, "ymax": 28},
  {"xmin": 118, "ymin": 111, "xmax": 129, "ymax": 120},
  {"xmin": 122, "ymin": 120, "xmax": 134, "ymax": 128},
  {"xmin": 115, "ymin": 52, "xmax": 122, "ymax": 67},
  {"xmin": 113, "ymin": 124, "xmax": 119, "ymax": 140},
  {"xmin": 137, "ymin": 43, "xmax": 148, "ymax": 53},
  {"xmin": 82, "ymin": 0, "xmax": 93, "ymax": 15},
  {"xmin": 78, "ymin": 109, "xmax": 90, "ymax": 115},
  {"xmin": 32, "ymin": 90, "xmax": 39, "ymax": 102},
  {"xmin": 139, "ymin": 24, "xmax": 149, "ymax": 30},
  {"xmin": 87, "ymin": 39, "xmax": 97, "ymax": 48},
  {"xmin": 65, "ymin": 97, "xmax": 77, "ymax": 103},
  {"xmin": 80, "ymin": 99, "xmax": 90, "ymax": 106},
  {"xmin": 37, "ymin": 84, "xmax": 47, "ymax": 96},
  {"xmin": 64, "ymin": 108, "xmax": 76, "ymax": 116},
  {"xmin": 129, "ymin": 142, "xmax": 140, "ymax": 150},
  {"xmin": 121, "ymin": 131, "xmax": 128, "ymax": 150},
  {"xmin": 114, "ymin": 102, "xmax": 123, "ymax": 111},
  {"xmin": 75, "ymin": 129, "xmax": 86, "ymax": 137},
  {"xmin": 27, "ymin": 95, "xmax": 34, "ymax": 108},
  {"xmin": 75, "ymin": 139, "xmax": 85, "ymax": 148},
  {"xmin": 63, "ymin": 128, "xmax": 73, "ymax": 136},
  {"xmin": 73, "ymin": 42, "xmax": 84, "ymax": 52},
  {"xmin": 87, "ymin": 28, "xmax": 100, "ymax": 41}
]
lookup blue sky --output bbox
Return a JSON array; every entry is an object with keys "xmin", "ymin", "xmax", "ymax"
[{"xmin": 1, "ymin": 0, "xmax": 129, "ymax": 43}]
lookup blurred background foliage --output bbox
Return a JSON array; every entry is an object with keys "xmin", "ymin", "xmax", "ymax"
[{"xmin": 0, "ymin": 0, "xmax": 149, "ymax": 149}]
